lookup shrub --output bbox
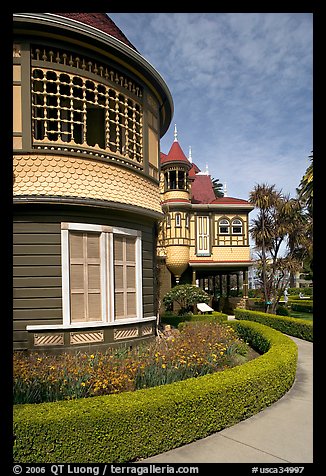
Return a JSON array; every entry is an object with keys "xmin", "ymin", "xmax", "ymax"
[
  {"xmin": 288, "ymin": 287, "xmax": 313, "ymax": 296},
  {"xmin": 161, "ymin": 311, "xmax": 228, "ymax": 328},
  {"xmin": 14, "ymin": 321, "xmax": 298, "ymax": 463},
  {"xmin": 162, "ymin": 284, "xmax": 209, "ymax": 315},
  {"xmin": 290, "ymin": 301, "xmax": 313, "ymax": 313},
  {"xmin": 276, "ymin": 305, "xmax": 290, "ymax": 316},
  {"xmin": 234, "ymin": 308, "xmax": 313, "ymax": 342}
]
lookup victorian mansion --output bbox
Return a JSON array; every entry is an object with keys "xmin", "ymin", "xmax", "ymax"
[{"xmin": 13, "ymin": 13, "xmax": 253, "ymax": 352}]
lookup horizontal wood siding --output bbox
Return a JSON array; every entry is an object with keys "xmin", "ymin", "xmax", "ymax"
[
  {"xmin": 13, "ymin": 205, "xmax": 156, "ymax": 349},
  {"xmin": 13, "ymin": 219, "xmax": 62, "ymax": 349}
]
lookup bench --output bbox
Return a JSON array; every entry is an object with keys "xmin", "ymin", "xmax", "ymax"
[{"xmin": 196, "ymin": 302, "xmax": 214, "ymax": 314}]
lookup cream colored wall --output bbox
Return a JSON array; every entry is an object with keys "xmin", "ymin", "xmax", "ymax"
[
  {"xmin": 13, "ymin": 84, "xmax": 22, "ymax": 133},
  {"xmin": 164, "ymin": 190, "xmax": 190, "ymax": 201},
  {"xmin": 214, "ymin": 212, "xmax": 248, "ymax": 233},
  {"xmin": 189, "ymin": 246, "xmax": 250, "ymax": 262}
]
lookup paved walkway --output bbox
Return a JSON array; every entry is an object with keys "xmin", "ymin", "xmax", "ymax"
[{"xmin": 142, "ymin": 329, "xmax": 313, "ymax": 463}]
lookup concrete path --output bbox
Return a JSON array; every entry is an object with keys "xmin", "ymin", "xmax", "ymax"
[{"xmin": 141, "ymin": 333, "xmax": 313, "ymax": 463}]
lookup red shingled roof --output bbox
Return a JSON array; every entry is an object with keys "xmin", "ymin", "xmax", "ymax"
[
  {"xmin": 160, "ymin": 137, "xmax": 252, "ymax": 206},
  {"xmin": 160, "ymin": 152, "xmax": 168, "ymax": 162},
  {"xmin": 161, "ymin": 141, "xmax": 191, "ymax": 166},
  {"xmin": 191, "ymin": 175, "xmax": 216, "ymax": 204},
  {"xmin": 210, "ymin": 196, "xmax": 251, "ymax": 205},
  {"xmin": 189, "ymin": 163, "xmax": 201, "ymax": 177},
  {"xmin": 54, "ymin": 13, "xmax": 138, "ymax": 51}
]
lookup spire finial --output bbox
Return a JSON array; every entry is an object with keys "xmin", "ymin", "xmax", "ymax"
[
  {"xmin": 205, "ymin": 163, "xmax": 209, "ymax": 175},
  {"xmin": 224, "ymin": 182, "xmax": 228, "ymax": 197},
  {"xmin": 174, "ymin": 124, "xmax": 178, "ymax": 142},
  {"xmin": 188, "ymin": 146, "xmax": 192, "ymax": 163}
]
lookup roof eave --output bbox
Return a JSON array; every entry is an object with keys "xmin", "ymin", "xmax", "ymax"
[
  {"xmin": 13, "ymin": 13, "xmax": 174, "ymax": 136},
  {"xmin": 191, "ymin": 203, "xmax": 254, "ymax": 210}
]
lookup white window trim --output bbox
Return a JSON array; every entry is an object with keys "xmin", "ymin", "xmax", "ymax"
[
  {"xmin": 219, "ymin": 219, "xmax": 230, "ymax": 235},
  {"xmin": 196, "ymin": 215, "xmax": 210, "ymax": 256},
  {"xmin": 60, "ymin": 222, "xmax": 143, "ymax": 328},
  {"xmin": 26, "ymin": 316, "xmax": 156, "ymax": 331},
  {"xmin": 231, "ymin": 219, "xmax": 243, "ymax": 235}
]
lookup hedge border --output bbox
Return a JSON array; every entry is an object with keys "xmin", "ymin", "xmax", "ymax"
[
  {"xmin": 161, "ymin": 311, "xmax": 228, "ymax": 328},
  {"xmin": 234, "ymin": 308, "xmax": 313, "ymax": 342},
  {"xmin": 14, "ymin": 320, "xmax": 298, "ymax": 463}
]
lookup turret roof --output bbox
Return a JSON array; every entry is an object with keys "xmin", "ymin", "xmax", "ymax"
[
  {"xmin": 160, "ymin": 131, "xmax": 252, "ymax": 207},
  {"xmin": 53, "ymin": 13, "xmax": 138, "ymax": 51},
  {"xmin": 161, "ymin": 140, "xmax": 192, "ymax": 166}
]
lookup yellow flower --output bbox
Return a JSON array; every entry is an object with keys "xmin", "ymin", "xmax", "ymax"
[
  {"xmin": 162, "ymin": 364, "xmax": 166, "ymax": 369},
  {"xmin": 81, "ymin": 382, "xmax": 86, "ymax": 387},
  {"xmin": 90, "ymin": 354, "xmax": 95, "ymax": 359}
]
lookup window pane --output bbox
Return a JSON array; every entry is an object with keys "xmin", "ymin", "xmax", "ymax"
[
  {"xmin": 70, "ymin": 233, "xmax": 83, "ymax": 259},
  {"xmin": 71, "ymin": 292, "xmax": 85, "ymax": 322},
  {"xmin": 114, "ymin": 237, "xmax": 124, "ymax": 261},
  {"xmin": 88, "ymin": 264, "xmax": 101, "ymax": 289},
  {"xmin": 88, "ymin": 293, "xmax": 102, "ymax": 321},
  {"xmin": 115, "ymin": 292, "xmax": 124, "ymax": 318},
  {"xmin": 127, "ymin": 292, "xmax": 136, "ymax": 316},
  {"xmin": 114, "ymin": 265, "xmax": 124, "ymax": 289},
  {"xmin": 114, "ymin": 235, "xmax": 137, "ymax": 319},
  {"xmin": 127, "ymin": 265, "xmax": 136, "ymax": 288},
  {"xmin": 126, "ymin": 237, "xmax": 136, "ymax": 261},
  {"xmin": 70, "ymin": 264, "xmax": 84, "ymax": 289},
  {"xmin": 69, "ymin": 231, "xmax": 102, "ymax": 323},
  {"xmin": 87, "ymin": 234, "xmax": 100, "ymax": 259}
]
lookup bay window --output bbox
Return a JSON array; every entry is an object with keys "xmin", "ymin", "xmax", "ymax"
[{"xmin": 61, "ymin": 223, "xmax": 142, "ymax": 326}]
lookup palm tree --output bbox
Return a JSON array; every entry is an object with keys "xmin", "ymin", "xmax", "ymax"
[
  {"xmin": 295, "ymin": 152, "xmax": 313, "ymax": 283},
  {"xmin": 249, "ymin": 184, "xmax": 303, "ymax": 313},
  {"xmin": 211, "ymin": 177, "xmax": 224, "ymax": 198},
  {"xmin": 249, "ymin": 184, "xmax": 281, "ymax": 311},
  {"xmin": 297, "ymin": 152, "xmax": 313, "ymax": 214}
]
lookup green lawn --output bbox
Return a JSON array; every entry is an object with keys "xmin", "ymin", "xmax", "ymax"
[{"xmin": 288, "ymin": 310, "xmax": 313, "ymax": 322}]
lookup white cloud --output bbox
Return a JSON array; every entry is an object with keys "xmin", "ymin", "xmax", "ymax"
[{"xmin": 109, "ymin": 12, "xmax": 312, "ymax": 203}]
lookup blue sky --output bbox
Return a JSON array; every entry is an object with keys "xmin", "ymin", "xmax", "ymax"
[{"xmin": 109, "ymin": 12, "xmax": 312, "ymax": 202}]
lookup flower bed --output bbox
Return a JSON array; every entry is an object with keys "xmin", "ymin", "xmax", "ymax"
[
  {"xmin": 13, "ymin": 320, "xmax": 298, "ymax": 463},
  {"xmin": 14, "ymin": 321, "xmax": 249, "ymax": 405}
]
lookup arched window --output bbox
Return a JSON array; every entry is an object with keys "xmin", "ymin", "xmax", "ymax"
[
  {"xmin": 219, "ymin": 218, "xmax": 230, "ymax": 234},
  {"xmin": 175, "ymin": 213, "xmax": 181, "ymax": 227},
  {"xmin": 232, "ymin": 218, "xmax": 243, "ymax": 234}
]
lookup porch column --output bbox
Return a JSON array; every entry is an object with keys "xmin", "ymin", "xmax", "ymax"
[
  {"xmin": 243, "ymin": 269, "xmax": 248, "ymax": 299},
  {"xmin": 192, "ymin": 269, "xmax": 196, "ymax": 285},
  {"xmin": 226, "ymin": 273, "xmax": 231, "ymax": 297}
]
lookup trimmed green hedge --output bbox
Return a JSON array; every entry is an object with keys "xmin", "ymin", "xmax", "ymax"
[
  {"xmin": 14, "ymin": 320, "xmax": 297, "ymax": 463},
  {"xmin": 290, "ymin": 300, "xmax": 313, "ymax": 313},
  {"xmin": 234, "ymin": 308, "xmax": 313, "ymax": 342},
  {"xmin": 161, "ymin": 311, "xmax": 228, "ymax": 328}
]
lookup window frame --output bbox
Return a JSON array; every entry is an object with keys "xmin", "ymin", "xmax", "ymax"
[
  {"xmin": 61, "ymin": 222, "xmax": 142, "ymax": 326},
  {"xmin": 231, "ymin": 218, "xmax": 243, "ymax": 235},
  {"xmin": 218, "ymin": 218, "xmax": 230, "ymax": 235},
  {"xmin": 175, "ymin": 213, "xmax": 181, "ymax": 228},
  {"xmin": 31, "ymin": 68, "xmax": 143, "ymax": 165},
  {"xmin": 196, "ymin": 215, "xmax": 210, "ymax": 256}
]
